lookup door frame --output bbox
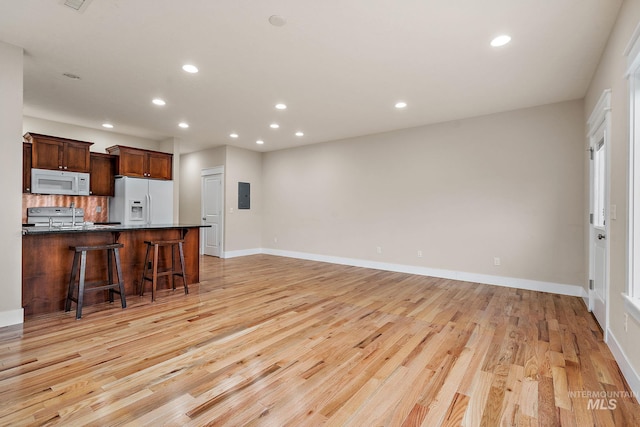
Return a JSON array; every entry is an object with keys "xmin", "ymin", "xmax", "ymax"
[
  {"xmin": 587, "ymin": 89, "xmax": 611, "ymax": 341},
  {"xmin": 201, "ymin": 166, "xmax": 224, "ymax": 256}
]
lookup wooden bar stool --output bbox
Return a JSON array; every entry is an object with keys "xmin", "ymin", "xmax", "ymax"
[
  {"xmin": 65, "ymin": 243, "xmax": 127, "ymax": 319},
  {"xmin": 139, "ymin": 239, "xmax": 188, "ymax": 302}
]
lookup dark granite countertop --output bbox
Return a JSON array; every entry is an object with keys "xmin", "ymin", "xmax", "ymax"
[{"xmin": 22, "ymin": 223, "xmax": 209, "ymax": 235}]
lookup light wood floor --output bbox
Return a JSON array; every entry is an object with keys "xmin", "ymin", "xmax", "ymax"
[{"xmin": 1, "ymin": 255, "xmax": 639, "ymax": 426}]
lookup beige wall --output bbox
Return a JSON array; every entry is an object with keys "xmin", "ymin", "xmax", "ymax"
[
  {"xmin": 179, "ymin": 145, "xmax": 226, "ymax": 225},
  {"xmin": 0, "ymin": 41, "xmax": 24, "ymax": 326},
  {"xmin": 262, "ymin": 100, "xmax": 585, "ymax": 286},
  {"xmin": 224, "ymin": 146, "xmax": 262, "ymax": 252},
  {"xmin": 584, "ymin": 0, "xmax": 640, "ymax": 378},
  {"xmin": 178, "ymin": 145, "xmax": 262, "ymax": 253}
]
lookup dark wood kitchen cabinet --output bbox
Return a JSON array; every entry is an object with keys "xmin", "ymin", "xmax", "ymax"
[
  {"xmin": 90, "ymin": 152, "xmax": 116, "ymax": 196},
  {"xmin": 24, "ymin": 133, "xmax": 93, "ymax": 173},
  {"xmin": 23, "ymin": 142, "xmax": 32, "ymax": 193},
  {"xmin": 106, "ymin": 145, "xmax": 172, "ymax": 180}
]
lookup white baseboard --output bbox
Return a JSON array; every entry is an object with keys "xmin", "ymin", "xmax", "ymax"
[
  {"xmin": 222, "ymin": 248, "xmax": 263, "ymax": 259},
  {"xmin": 262, "ymin": 248, "xmax": 587, "ymax": 298},
  {"xmin": 0, "ymin": 308, "xmax": 23, "ymax": 328},
  {"xmin": 606, "ymin": 329, "xmax": 640, "ymax": 397}
]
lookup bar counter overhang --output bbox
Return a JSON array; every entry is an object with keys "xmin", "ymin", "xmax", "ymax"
[{"xmin": 22, "ymin": 224, "xmax": 208, "ymax": 316}]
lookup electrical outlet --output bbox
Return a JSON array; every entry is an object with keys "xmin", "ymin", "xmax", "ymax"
[
  {"xmin": 274, "ymin": 237, "xmax": 278, "ymax": 244},
  {"xmin": 494, "ymin": 257, "xmax": 501, "ymax": 266},
  {"xmin": 624, "ymin": 313, "xmax": 629, "ymax": 332},
  {"xmin": 417, "ymin": 250, "xmax": 423, "ymax": 258},
  {"xmin": 376, "ymin": 246, "xmax": 382, "ymax": 254}
]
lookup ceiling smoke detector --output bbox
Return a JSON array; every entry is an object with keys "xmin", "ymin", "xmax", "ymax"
[{"xmin": 62, "ymin": 0, "xmax": 93, "ymax": 13}]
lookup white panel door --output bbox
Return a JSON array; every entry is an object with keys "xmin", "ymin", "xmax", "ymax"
[
  {"xmin": 590, "ymin": 120, "xmax": 609, "ymax": 338},
  {"xmin": 203, "ymin": 174, "xmax": 222, "ymax": 257}
]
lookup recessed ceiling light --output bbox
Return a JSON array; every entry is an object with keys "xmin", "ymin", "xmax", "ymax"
[
  {"xmin": 275, "ymin": 103, "xmax": 287, "ymax": 110},
  {"xmin": 182, "ymin": 64, "xmax": 199, "ymax": 73},
  {"xmin": 178, "ymin": 122, "xmax": 189, "ymax": 129},
  {"xmin": 270, "ymin": 123, "xmax": 280, "ymax": 129},
  {"xmin": 491, "ymin": 35, "xmax": 511, "ymax": 47},
  {"xmin": 295, "ymin": 131, "xmax": 304, "ymax": 137},
  {"xmin": 152, "ymin": 98, "xmax": 166, "ymax": 106},
  {"xmin": 256, "ymin": 140, "xmax": 264, "ymax": 145},
  {"xmin": 102, "ymin": 123, "xmax": 113, "ymax": 129},
  {"xmin": 395, "ymin": 101, "xmax": 407, "ymax": 109},
  {"xmin": 230, "ymin": 133, "xmax": 239, "ymax": 138}
]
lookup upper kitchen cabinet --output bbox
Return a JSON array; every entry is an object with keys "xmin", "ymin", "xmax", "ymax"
[
  {"xmin": 23, "ymin": 142, "xmax": 32, "ymax": 193},
  {"xmin": 24, "ymin": 133, "xmax": 93, "ymax": 173},
  {"xmin": 106, "ymin": 145, "xmax": 173, "ymax": 180},
  {"xmin": 89, "ymin": 152, "xmax": 116, "ymax": 196}
]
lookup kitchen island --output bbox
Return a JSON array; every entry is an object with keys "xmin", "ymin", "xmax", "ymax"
[{"xmin": 22, "ymin": 224, "xmax": 207, "ymax": 316}]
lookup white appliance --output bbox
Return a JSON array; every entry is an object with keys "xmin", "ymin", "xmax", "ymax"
[
  {"xmin": 31, "ymin": 168, "xmax": 90, "ymax": 196},
  {"xmin": 109, "ymin": 176, "xmax": 173, "ymax": 225},
  {"xmin": 27, "ymin": 206, "xmax": 84, "ymax": 226}
]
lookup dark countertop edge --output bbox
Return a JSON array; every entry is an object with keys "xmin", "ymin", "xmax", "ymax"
[
  {"xmin": 22, "ymin": 222, "xmax": 121, "ymax": 227},
  {"xmin": 22, "ymin": 224, "xmax": 210, "ymax": 235}
]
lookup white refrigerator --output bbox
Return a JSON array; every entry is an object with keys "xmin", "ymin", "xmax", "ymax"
[{"xmin": 109, "ymin": 176, "xmax": 173, "ymax": 225}]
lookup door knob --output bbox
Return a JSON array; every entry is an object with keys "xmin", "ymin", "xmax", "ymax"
[{"xmin": 598, "ymin": 233, "xmax": 606, "ymax": 240}]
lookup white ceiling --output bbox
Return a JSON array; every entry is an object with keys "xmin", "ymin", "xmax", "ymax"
[{"xmin": 0, "ymin": 0, "xmax": 622, "ymax": 153}]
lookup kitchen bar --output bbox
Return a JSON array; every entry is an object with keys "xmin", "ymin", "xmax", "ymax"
[
  {"xmin": 22, "ymin": 223, "xmax": 206, "ymax": 316},
  {"xmin": 20, "ymin": 135, "xmax": 208, "ymax": 317}
]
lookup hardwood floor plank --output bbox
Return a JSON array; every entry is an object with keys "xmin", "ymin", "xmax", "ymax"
[
  {"xmin": 0, "ymin": 254, "xmax": 637, "ymax": 425},
  {"xmin": 463, "ymin": 370, "xmax": 494, "ymax": 426}
]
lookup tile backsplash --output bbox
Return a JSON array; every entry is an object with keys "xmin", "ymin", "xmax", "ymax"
[{"xmin": 22, "ymin": 195, "xmax": 109, "ymax": 224}]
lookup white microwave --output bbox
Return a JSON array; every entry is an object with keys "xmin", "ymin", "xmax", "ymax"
[{"xmin": 31, "ymin": 168, "xmax": 90, "ymax": 196}]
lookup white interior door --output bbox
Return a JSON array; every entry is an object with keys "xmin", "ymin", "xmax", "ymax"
[
  {"xmin": 590, "ymin": 119, "xmax": 609, "ymax": 339},
  {"xmin": 202, "ymin": 173, "xmax": 223, "ymax": 257}
]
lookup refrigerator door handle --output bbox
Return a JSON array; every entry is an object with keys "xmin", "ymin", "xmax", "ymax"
[{"xmin": 147, "ymin": 193, "xmax": 151, "ymax": 224}]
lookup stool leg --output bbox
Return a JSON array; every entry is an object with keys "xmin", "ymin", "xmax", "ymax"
[
  {"xmin": 170, "ymin": 244, "xmax": 176, "ymax": 291},
  {"xmin": 113, "ymin": 247, "xmax": 127, "ymax": 309},
  {"xmin": 107, "ymin": 248, "xmax": 114, "ymax": 303},
  {"xmin": 76, "ymin": 251, "xmax": 87, "ymax": 319},
  {"xmin": 65, "ymin": 252, "xmax": 80, "ymax": 312},
  {"xmin": 140, "ymin": 243, "xmax": 151, "ymax": 296},
  {"xmin": 178, "ymin": 241, "xmax": 188, "ymax": 295},
  {"xmin": 152, "ymin": 243, "xmax": 159, "ymax": 302}
]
